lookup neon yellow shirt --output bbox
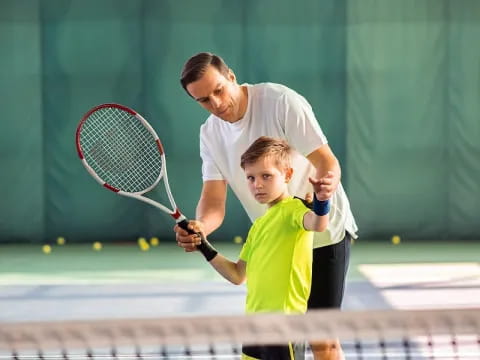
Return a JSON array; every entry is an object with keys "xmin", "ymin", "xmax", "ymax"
[{"xmin": 239, "ymin": 197, "xmax": 312, "ymax": 314}]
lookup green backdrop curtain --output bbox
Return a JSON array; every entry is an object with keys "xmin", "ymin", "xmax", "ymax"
[{"xmin": 0, "ymin": 0, "xmax": 478, "ymax": 243}]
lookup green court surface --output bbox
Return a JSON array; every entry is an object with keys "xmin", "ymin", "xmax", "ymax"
[
  {"xmin": 1, "ymin": 240, "xmax": 478, "ymax": 359},
  {"xmin": 0, "ymin": 240, "xmax": 478, "ymax": 284},
  {"xmin": 0, "ymin": 239, "xmax": 479, "ymax": 323}
]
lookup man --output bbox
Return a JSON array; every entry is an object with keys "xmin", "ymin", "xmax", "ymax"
[{"xmin": 174, "ymin": 52, "xmax": 358, "ymax": 360}]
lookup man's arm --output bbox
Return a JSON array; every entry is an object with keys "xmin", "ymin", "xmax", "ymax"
[
  {"xmin": 174, "ymin": 180, "xmax": 227, "ymax": 251},
  {"xmin": 196, "ymin": 180, "xmax": 228, "ymax": 236},
  {"xmin": 306, "ymin": 144, "xmax": 341, "ymax": 201}
]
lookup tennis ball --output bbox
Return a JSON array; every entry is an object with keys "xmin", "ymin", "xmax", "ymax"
[
  {"xmin": 391, "ymin": 235, "xmax": 401, "ymax": 245},
  {"xmin": 56, "ymin": 237, "xmax": 66, "ymax": 245},
  {"xmin": 139, "ymin": 242, "xmax": 150, "ymax": 251},
  {"xmin": 93, "ymin": 241, "xmax": 102, "ymax": 251},
  {"xmin": 233, "ymin": 236, "xmax": 243, "ymax": 244},
  {"xmin": 42, "ymin": 245, "xmax": 52, "ymax": 254},
  {"xmin": 150, "ymin": 237, "xmax": 159, "ymax": 246},
  {"xmin": 137, "ymin": 237, "xmax": 147, "ymax": 245}
]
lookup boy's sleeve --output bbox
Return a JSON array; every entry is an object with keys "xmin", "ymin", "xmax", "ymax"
[
  {"xmin": 290, "ymin": 200, "xmax": 311, "ymax": 230},
  {"xmin": 239, "ymin": 223, "xmax": 256, "ymax": 262}
]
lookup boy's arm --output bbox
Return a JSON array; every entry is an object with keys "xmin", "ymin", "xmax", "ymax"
[
  {"xmin": 209, "ymin": 255, "xmax": 246, "ymax": 285},
  {"xmin": 176, "ymin": 218, "xmax": 246, "ymax": 285},
  {"xmin": 303, "ymin": 210, "xmax": 329, "ymax": 232}
]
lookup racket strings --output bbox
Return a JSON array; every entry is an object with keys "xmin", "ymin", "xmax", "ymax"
[{"xmin": 80, "ymin": 107, "xmax": 162, "ymax": 193}]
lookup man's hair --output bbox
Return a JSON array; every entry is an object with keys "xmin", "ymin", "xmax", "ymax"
[
  {"xmin": 180, "ymin": 52, "xmax": 230, "ymax": 96},
  {"xmin": 240, "ymin": 136, "xmax": 292, "ymax": 170}
]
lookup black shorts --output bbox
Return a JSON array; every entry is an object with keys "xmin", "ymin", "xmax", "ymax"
[
  {"xmin": 308, "ymin": 232, "xmax": 351, "ymax": 309},
  {"xmin": 242, "ymin": 343, "xmax": 303, "ymax": 360}
]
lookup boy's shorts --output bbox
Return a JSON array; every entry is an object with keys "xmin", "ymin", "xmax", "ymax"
[{"xmin": 242, "ymin": 343, "xmax": 305, "ymax": 360}]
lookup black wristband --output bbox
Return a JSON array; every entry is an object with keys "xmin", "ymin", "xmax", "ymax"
[
  {"xmin": 313, "ymin": 194, "xmax": 330, "ymax": 216},
  {"xmin": 197, "ymin": 238, "xmax": 218, "ymax": 262}
]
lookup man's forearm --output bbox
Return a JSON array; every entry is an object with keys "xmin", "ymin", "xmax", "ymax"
[
  {"xmin": 316, "ymin": 157, "xmax": 341, "ymax": 185},
  {"xmin": 195, "ymin": 180, "xmax": 227, "ymax": 236},
  {"xmin": 196, "ymin": 197, "xmax": 225, "ymax": 236},
  {"xmin": 308, "ymin": 146, "xmax": 342, "ymax": 189}
]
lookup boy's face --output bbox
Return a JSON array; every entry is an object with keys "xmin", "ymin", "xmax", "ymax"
[{"xmin": 243, "ymin": 156, "xmax": 292, "ymax": 207}]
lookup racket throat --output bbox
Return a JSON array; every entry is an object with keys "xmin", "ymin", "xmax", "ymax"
[{"xmin": 172, "ymin": 208, "xmax": 186, "ymax": 222}]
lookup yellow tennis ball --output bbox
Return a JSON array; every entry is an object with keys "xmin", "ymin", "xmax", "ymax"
[
  {"xmin": 137, "ymin": 237, "xmax": 147, "ymax": 245},
  {"xmin": 93, "ymin": 241, "xmax": 102, "ymax": 251},
  {"xmin": 150, "ymin": 237, "xmax": 159, "ymax": 246},
  {"xmin": 233, "ymin": 236, "xmax": 243, "ymax": 244},
  {"xmin": 391, "ymin": 235, "xmax": 401, "ymax": 245},
  {"xmin": 140, "ymin": 242, "xmax": 150, "ymax": 251},
  {"xmin": 42, "ymin": 245, "xmax": 52, "ymax": 254},
  {"xmin": 56, "ymin": 237, "xmax": 66, "ymax": 245}
]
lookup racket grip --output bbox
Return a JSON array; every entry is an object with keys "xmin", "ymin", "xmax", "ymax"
[{"xmin": 177, "ymin": 219, "xmax": 218, "ymax": 262}]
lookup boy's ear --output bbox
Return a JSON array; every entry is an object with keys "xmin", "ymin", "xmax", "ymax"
[{"xmin": 285, "ymin": 167, "xmax": 294, "ymax": 183}]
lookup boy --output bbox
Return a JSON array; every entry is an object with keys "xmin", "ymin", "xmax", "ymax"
[{"xmin": 187, "ymin": 136, "xmax": 332, "ymax": 360}]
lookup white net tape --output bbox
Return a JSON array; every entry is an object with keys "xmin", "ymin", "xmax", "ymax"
[{"xmin": 1, "ymin": 308, "xmax": 479, "ymax": 359}]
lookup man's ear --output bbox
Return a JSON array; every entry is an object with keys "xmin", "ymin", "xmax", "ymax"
[
  {"xmin": 228, "ymin": 68, "xmax": 236, "ymax": 82},
  {"xmin": 285, "ymin": 167, "xmax": 294, "ymax": 183}
]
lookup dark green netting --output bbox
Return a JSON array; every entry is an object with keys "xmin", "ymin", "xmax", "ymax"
[{"xmin": 0, "ymin": 0, "xmax": 478, "ymax": 243}]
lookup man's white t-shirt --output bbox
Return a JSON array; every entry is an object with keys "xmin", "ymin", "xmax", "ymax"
[{"xmin": 199, "ymin": 83, "xmax": 357, "ymax": 247}]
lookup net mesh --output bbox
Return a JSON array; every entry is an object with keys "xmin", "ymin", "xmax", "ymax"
[
  {"xmin": 1, "ymin": 308, "xmax": 479, "ymax": 359},
  {"xmin": 79, "ymin": 106, "xmax": 162, "ymax": 193}
]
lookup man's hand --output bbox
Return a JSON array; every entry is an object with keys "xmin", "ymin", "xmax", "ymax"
[
  {"xmin": 306, "ymin": 145, "xmax": 341, "ymax": 200},
  {"xmin": 173, "ymin": 220, "xmax": 204, "ymax": 252},
  {"xmin": 309, "ymin": 171, "xmax": 335, "ymax": 201}
]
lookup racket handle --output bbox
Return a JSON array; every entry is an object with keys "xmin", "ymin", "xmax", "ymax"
[{"xmin": 177, "ymin": 219, "xmax": 218, "ymax": 262}]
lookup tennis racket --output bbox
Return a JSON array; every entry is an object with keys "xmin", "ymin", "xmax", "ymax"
[{"xmin": 75, "ymin": 103, "xmax": 217, "ymax": 261}]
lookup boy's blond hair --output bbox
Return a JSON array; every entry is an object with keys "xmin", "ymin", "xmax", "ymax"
[{"xmin": 240, "ymin": 136, "xmax": 292, "ymax": 170}]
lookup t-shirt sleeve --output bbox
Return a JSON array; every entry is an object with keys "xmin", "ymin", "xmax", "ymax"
[
  {"xmin": 200, "ymin": 124, "xmax": 225, "ymax": 181},
  {"xmin": 239, "ymin": 222, "xmax": 256, "ymax": 262},
  {"xmin": 289, "ymin": 200, "xmax": 311, "ymax": 231},
  {"xmin": 280, "ymin": 91, "xmax": 328, "ymax": 157}
]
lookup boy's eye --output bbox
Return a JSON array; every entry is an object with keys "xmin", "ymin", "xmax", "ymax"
[
  {"xmin": 263, "ymin": 174, "xmax": 271, "ymax": 179},
  {"xmin": 214, "ymin": 87, "xmax": 223, "ymax": 95}
]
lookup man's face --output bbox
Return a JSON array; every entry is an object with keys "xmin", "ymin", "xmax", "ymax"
[{"xmin": 186, "ymin": 65, "xmax": 245, "ymax": 123}]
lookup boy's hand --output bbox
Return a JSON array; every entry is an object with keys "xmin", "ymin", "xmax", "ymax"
[
  {"xmin": 304, "ymin": 192, "xmax": 313, "ymax": 204},
  {"xmin": 309, "ymin": 171, "xmax": 335, "ymax": 201},
  {"xmin": 173, "ymin": 220, "xmax": 205, "ymax": 252}
]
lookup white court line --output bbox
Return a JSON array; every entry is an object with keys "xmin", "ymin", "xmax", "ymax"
[
  {"xmin": 0, "ymin": 269, "xmax": 222, "ymax": 285},
  {"xmin": 359, "ymin": 262, "xmax": 480, "ymax": 309}
]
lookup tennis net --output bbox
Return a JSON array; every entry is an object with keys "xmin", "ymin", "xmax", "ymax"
[{"xmin": 1, "ymin": 308, "xmax": 479, "ymax": 359}]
